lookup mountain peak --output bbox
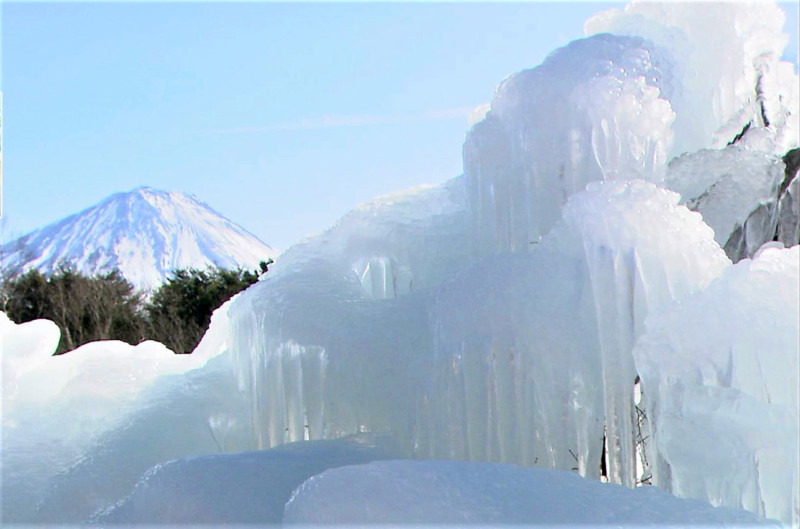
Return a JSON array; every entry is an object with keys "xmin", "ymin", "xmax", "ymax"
[{"xmin": 1, "ymin": 189, "xmax": 278, "ymax": 292}]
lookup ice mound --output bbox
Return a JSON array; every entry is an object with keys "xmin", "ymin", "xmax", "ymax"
[
  {"xmin": 634, "ymin": 245, "xmax": 799, "ymax": 524},
  {"xmin": 91, "ymin": 434, "xmax": 402, "ymax": 525},
  {"xmin": 284, "ymin": 459, "xmax": 777, "ymax": 526},
  {"xmin": 666, "ymin": 145, "xmax": 786, "ymax": 260},
  {"xmin": 1, "ymin": 312, "xmax": 61, "ymax": 403},
  {"xmin": 464, "ymin": 33, "xmax": 676, "ymax": 254},
  {"xmin": 586, "ymin": 1, "xmax": 799, "ymax": 156},
  {"xmin": 228, "ymin": 179, "xmax": 729, "ymax": 491},
  {"xmin": 0, "ymin": 298, "xmax": 250, "ymax": 523}
]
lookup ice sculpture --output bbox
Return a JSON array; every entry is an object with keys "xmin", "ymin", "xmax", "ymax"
[
  {"xmin": 633, "ymin": 245, "xmax": 799, "ymax": 524},
  {"xmin": 666, "ymin": 145, "xmax": 787, "ymax": 260},
  {"xmin": 1, "ymin": 1, "xmax": 798, "ymax": 525}
]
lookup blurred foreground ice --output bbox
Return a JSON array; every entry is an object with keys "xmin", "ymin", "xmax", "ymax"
[{"xmin": 284, "ymin": 459, "xmax": 777, "ymax": 526}]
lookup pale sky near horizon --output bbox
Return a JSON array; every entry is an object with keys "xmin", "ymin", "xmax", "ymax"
[{"xmin": 1, "ymin": 1, "xmax": 798, "ymax": 251}]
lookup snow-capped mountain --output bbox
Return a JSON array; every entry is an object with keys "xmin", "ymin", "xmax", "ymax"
[{"xmin": 0, "ymin": 187, "xmax": 278, "ymax": 292}]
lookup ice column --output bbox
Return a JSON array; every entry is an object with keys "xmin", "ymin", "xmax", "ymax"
[
  {"xmin": 633, "ymin": 245, "xmax": 799, "ymax": 525},
  {"xmin": 463, "ymin": 33, "xmax": 675, "ymax": 255},
  {"xmin": 226, "ymin": 180, "xmax": 730, "ymax": 492}
]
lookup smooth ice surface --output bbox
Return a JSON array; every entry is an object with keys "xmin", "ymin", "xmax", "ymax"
[
  {"xmin": 0, "ymin": 312, "xmax": 61, "ymax": 400},
  {"xmin": 0, "ymin": 187, "xmax": 278, "ymax": 292},
  {"xmin": 634, "ymin": 245, "xmax": 800, "ymax": 525},
  {"xmin": 284, "ymin": 459, "xmax": 777, "ymax": 526},
  {"xmin": 91, "ymin": 434, "xmax": 402, "ymax": 525}
]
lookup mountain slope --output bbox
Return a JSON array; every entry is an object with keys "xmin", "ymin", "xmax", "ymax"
[{"xmin": 0, "ymin": 187, "xmax": 278, "ymax": 292}]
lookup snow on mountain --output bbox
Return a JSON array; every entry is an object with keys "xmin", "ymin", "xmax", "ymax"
[{"xmin": 0, "ymin": 187, "xmax": 278, "ymax": 292}]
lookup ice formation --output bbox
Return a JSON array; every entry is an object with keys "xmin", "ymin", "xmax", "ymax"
[
  {"xmin": 585, "ymin": 1, "xmax": 799, "ymax": 156},
  {"xmin": 776, "ymin": 148, "xmax": 800, "ymax": 247},
  {"xmin": 463, "ymin": 33, "xmax": 676, "ymax": 254},
  {"xmin": 221, "ymin": 1, "xmax": 798, "ymax": 521},
  {"xmin": 666, "ymin": 145, "xmax": 787, "ymax": 260},
  {"xmin": 228, "ymin": 180, "xmax": 730, "ymax": 492},
  {"xmin": 1, "ymin": 1, "xmax": 798, "ymax": 526},
  {"xmin": 91, "ymin": 434, "xmax": 401, "ymax": 524},
  {"xmin": 0, "ymin": 299, "xmax": 251, "ymax": 523},
  {"xmin": 633, "ymin": 245, "xmax": 799, "ymax": 523},
  {"xmin": 284, "ymin": 459, "xmax": 775, "ymax": 525}
]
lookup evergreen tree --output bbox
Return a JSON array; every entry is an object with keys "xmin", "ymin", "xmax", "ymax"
[{"xmin": 145, "ymin": 267, "xmax": 259, "ymax": 353}]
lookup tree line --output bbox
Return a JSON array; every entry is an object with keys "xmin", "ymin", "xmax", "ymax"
[{"xmin": 0, "ymin": 262, "xmax": 270, "ymax": 354}]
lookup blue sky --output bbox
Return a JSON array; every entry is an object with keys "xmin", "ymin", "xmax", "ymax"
[{"xmin": 1, "ymin": 2, "xmax": 798, "ymax": 251}]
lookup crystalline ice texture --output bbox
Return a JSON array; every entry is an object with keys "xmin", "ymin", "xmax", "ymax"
[
  {"xmin": 633, "ymin": 245, "xmax": 799, "ymax": 525},
  {"xmin": 463, "ymin": 34, "xmax": 676, "ymax": 255},
  {"xmin": 585, "ymin": 1, "xmax": 799, "ymax": 156},
  {"xmin": 665, "ymin": 145, "xmax": 786, "ymax": 260},
  {"xmin": 227, "ymin": 180, "xmax": 729, "ymax": 493}
]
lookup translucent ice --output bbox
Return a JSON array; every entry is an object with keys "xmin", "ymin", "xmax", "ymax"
[
  {"xmin": 633, "ymin": 245, "xmax": 799, "ymax": 524},
  {"xmin": 2, "ymin": 2, "xmax": 798, "ymax": 526},
  {"xmin": 586, "ymin": 1, "xmax": 799, "ymax": 156},
  {"xmin": 227, "ymin": 179, "xmax": 729, "ymax": 492},
  {"xmin": 463, "ymin": 33, "xmax": 676, "ymax": 254}
]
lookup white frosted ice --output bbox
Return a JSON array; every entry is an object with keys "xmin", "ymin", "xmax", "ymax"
[
  {"xmin": 633, "ymin": 245, "xmax": 799, "ymax": 524},
  {"xmin": 585, "ymin": 1, "xmax": 799, "ymax": 156},
  {"xmin": 464, "ymin": 33, "xmax": 676, "ymax": 253},
  {"xmin": 0, "ymin": 312, "xmax": 61, "ymax": 404},
  {"xmin": 227, "ymin": 179, "xmax": 730, "ymax": 492},
  {"xmin": 90, "ymin": 434, "xmax": 401, "ymax": 525},
  {"xmin": 0, "ymin": 298, "xmax": 248, "ymax": 523}
]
